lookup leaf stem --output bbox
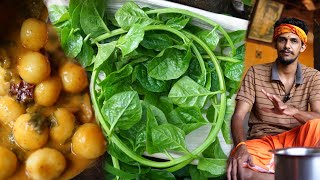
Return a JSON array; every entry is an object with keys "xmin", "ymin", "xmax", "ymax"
[
  {"xmin": 146, "ymin": 8, "xmax": 236, "ymax": 56},
  {"xmin": 202, "ymin": 55, "xmax": 242, "ymax": 63}
]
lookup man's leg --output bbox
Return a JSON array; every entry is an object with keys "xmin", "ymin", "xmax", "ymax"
[
  {"xmin": 243, "ymin": 168, "xmax": 275, "ymax": 180},
  {"xmin": 241, "ymin": 119, "xmax": 320, "ymax": 177}
]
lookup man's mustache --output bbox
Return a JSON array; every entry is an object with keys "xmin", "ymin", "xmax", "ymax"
[{"xmin": 280, "ymin": 49, "xmax": 294, "ymax": 55}]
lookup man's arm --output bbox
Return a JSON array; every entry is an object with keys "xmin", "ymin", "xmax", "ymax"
[
  {"xmin": 261, "ymin": 89, "xmax": 320, "ymax": 124},
  {"xmin": 293, "ymin": 100, "xmax": 320, "ymax": 123},
  {"xmin": 227, "ymin": 100, "xmax": 253, "ymax": 180}
]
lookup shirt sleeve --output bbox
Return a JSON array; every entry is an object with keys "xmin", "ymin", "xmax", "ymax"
[
  {"xmin": 236, "ymin": 66, "xmax": 256, "ymax": 106},
  {"xmin": 309, "ymin": 70, "xmax": 320, "ymax": 103}
]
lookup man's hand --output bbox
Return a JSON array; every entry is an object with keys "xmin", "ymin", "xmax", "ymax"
[
  {"xmin": 261, "ymin": 89, "xmax": 299, "ymax": 116},
  {"xmin": 227, "ymin": 144, "xmax": 254, "ymax": 180}
]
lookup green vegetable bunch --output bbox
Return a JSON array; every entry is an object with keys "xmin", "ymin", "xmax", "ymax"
[{"xmin": 49, "ymin": 0, "xmax": 246, "ymax": 179}]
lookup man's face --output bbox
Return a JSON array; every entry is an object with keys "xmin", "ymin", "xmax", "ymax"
[{"xmin": 275, "ymin": 32, "xmax": 306, "ymax": 65}]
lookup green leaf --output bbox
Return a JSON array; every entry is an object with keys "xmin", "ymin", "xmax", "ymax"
[
  {"xmin": 202, "ymin": 139, "xmax": 227, "ymax": 159},
  {"xmin": 103, "ymin": 162, "xmax": 138, "ymax": 179},
  {"xmin": 140, "ymin": 33, "xmax": 174, "ymax": 51},
  {"xmin": 76, "ymin": 40, "xmax": 94, "ymax": 68},
  {"xmin": 242, "ymin": 0, "xmax": 253, "ymax": 6},
  {"xmin": 145, "ymin": 102, "xmax": 161, "ymax": 154},
  {"xmin": 93, "ymin": 41, "xmax": 116, "ymax": 71},
  {"xmin": 221, "ymin": 98, "xmax": 236, "ymax": 144},
  {"xmin": 189, "ymin": 165, "xmax": 208, "ymax": 179},
  {"xmin": 234, "ymin": 44, "xmax": 246, "ymax": 60},
  {"xmin": 224, "ymin": 62, "xmax": 244, "ymax": 81},
  {"xmin": 48, "ymin": 5, "xmax": 70, "ymax": 25},
  {"xmin": 120, "ymin": 114, "xmax": 147, "ymax": 152},
  {"xmin": 197, "ymin": 158, "xmax": 226, "ymax": 176},
  {"xmin": 148, "ymin": 46, "xmax": 192, "ymax": 80},
  {"xmin": 99, "ymin": 64, "xmax": 133, "ymax": 87},
  {"xmin": 151, "ymin": 124, "xmax": 187, "ymax": 152},
  {"xmin": 168, "ymin": 76, "xmax": 212, "ymax": 108},
  {"xmin": 206, "ymin": 105, "xmax": 217, "ymax": 123},
  {"xmin": 166, "ymin": 15, "xmax": 190, "ymax": 30},
  {"xmin": 186, "ymin": 58, "xmax": 206, "ymax": 87},
  {"xmin": 168, "ymin": 106, "xmax": 207, "ymax": 134},
  {"xmin": 144, "ymin": 94, "xmax": 174, "ymax": 116},
  {"xmin": 102, "ymin": 91, "xmax": 142, "ymax": 131},
  {"xmin": 71, "ymin": 3, "xmax": 82, "ymax": 29},
  {"xmin": 220, "ymin": 30, "xmax": 246, "ymax": 48},
  {"xmin": 135, "ymin": 64, "xmax": 171, "ymax": 93},
  {"xmin": 117, "ymin": 24, "xmax": 145, "ymax": 57},
  {"xmin": 115, "ymin": 2, "xmax": 155, "ymax": 30},
  {"xmin": 107, "ymin": 141, "xmax": 136, "ymax": 164},
  {"xmin": 69, "ymin": 0, "xmax": 83, "ymax": 16},
  {"xmin": 143, "ymin": 169, "xmax": 176, "ymax": 180},
  {"xmin": 60, "ymin": 28, "xmax": 83, "ymax": 58},
  {"xmin": 80, "ymin": 0, "xmax": 109, "ymax": 38},
  {"xmin": 99, "ymin": 81, "xmax": 132, "ymax": 101},
  {"xmin": 196, "ymin": 29, "xmax": 220, "ymax": 51}
]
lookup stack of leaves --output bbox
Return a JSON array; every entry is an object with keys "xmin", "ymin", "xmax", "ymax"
[{"xmin": 49, "ymin": 0, "xmax": 246, "ymax": 179}]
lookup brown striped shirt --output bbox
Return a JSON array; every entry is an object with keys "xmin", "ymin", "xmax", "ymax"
[{"xmin": 236, "ymin": 62, "xmax": 320, "ymax": 139}]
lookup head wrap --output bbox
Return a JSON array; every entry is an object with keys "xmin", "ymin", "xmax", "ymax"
[{"xmin": 273, "ymin": 23, "xmax": 307, "ymax": 44}]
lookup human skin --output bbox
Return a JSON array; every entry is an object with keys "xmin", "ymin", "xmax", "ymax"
[{"xmin": 226, "ymin": 32, "xmax": 320, "ymax": 180}]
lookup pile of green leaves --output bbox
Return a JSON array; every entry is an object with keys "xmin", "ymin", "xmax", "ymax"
[{"xmin": 49, "ymin": 0, "xmax": 245, "ymax": 179}]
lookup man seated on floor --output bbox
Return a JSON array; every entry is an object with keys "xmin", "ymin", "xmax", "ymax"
[{"xmin": 226, "ymin": 17, "xmax": 320, "ymax": 180}]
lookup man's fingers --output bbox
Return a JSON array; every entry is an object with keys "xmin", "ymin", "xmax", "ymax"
[
  {"xmin": 261, "ymin": 89, "xmax": 267, "ymax": 95},
  {"xmin": 226, "ymin": 160, "xmax": 232, "ymax": 180},
  {"xmin": 237, "ymin": 159, "xmax": 245, "ymax": 180},
  {"xmin": 261, "ymin": 107, "xmax": 274, "ymax": 113},
  {"xmin": 272, "ymin": 94, "xmax": 282, "ymax": 103},
  {"xmin": 248, "ymin": 155, "xmax": 255, "ymax": 167},
  {"xmin": 231, "ymin": 158, "xmax": 238, "ymax": 180},
  {"xmin": 279, "ymin": 104, "xmax": 287, "ymax": 110}
]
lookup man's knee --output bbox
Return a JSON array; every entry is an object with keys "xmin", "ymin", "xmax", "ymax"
[
  {"xmin": 306, "ymin": 118, "xmax": 320, "ymax": 129},
  {"xmin": 243, "ymin": 168, "xmax": 274, "ymax": 180}
]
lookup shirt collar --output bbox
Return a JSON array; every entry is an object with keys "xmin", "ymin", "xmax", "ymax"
[{"xmin": 271, "ymin": 62, "xmax": 303, "ymax": 85}]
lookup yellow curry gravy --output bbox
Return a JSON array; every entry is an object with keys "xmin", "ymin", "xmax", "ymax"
[{"xmin": 0, "ymin": 0, "xmax": 106, "ymax": 179}]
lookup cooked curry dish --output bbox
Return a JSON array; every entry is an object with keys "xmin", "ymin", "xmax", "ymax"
[{"xmin": 0, "ymin": 0, "xmax": 106, "ymax": 179}]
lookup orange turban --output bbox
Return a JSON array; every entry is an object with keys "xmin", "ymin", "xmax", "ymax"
[{"xmin": 273, "ymin": 24, "xmax": 307, "ymax": 44}]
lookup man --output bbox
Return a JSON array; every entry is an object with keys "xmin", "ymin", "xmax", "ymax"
[{"xmin": 227, "ymin": 17, "xmax": 320, "ymax": 180}]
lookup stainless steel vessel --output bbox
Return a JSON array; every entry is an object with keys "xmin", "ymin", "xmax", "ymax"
[{"xmin": 274, "ymin": 147, "xmax": 320, "ymax": 180}]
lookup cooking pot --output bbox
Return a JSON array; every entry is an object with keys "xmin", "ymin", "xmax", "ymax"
[{"xmin": 274, "ymin": 147, "xmax": 320, "ymax": 180}]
